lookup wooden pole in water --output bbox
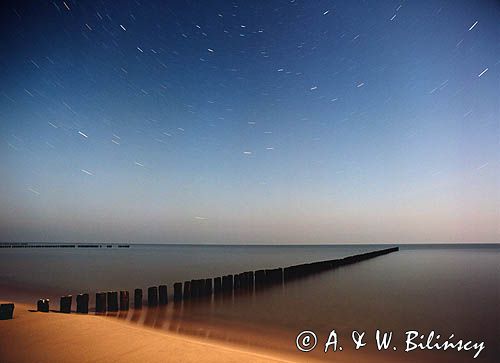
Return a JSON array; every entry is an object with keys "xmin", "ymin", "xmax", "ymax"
[
  {"xmin": 194, "ymin": 279, "xmax": 204, "ymax": 298},
  {"xmin": 60, "ymin": 295, "xmax": 72, "ymax": 313},
  {"xmin": 134, "ymin": 289, "xmax": 142, "ymax": 309},
  {"xmin": 148, "ymin": 286, "xmax": 158, "ymax": 306},
  {"xmin": 204, "ymin": 278, "xmax": 213, "ymax": 296},
  {"xmin": 214, "ymin": 277, "xmax": 222, "ymax": 294},
  {"xmin": 183, "ymin": 281, "xmax": 191, "ymax": 299},
  {"xmin": 248, "ymin": 271, "xmax": 254, "ymax": 290},
  {"xmin": 76, "ymin": 294, "xmax": 89, "ymax": 314},
  {"xmin": 119, "ymin": 291, "xmax": 129, "ymax": 311},
  {"xmin": 284, "ymin": 267, "xmax": 290, "ymax": 282},
  {"xmin": 159, "ymin": 285, "xmax": 168, "ymax": 305},
  {"xmin": 199, "ymin": 279, "xmax": 206, "ymax": 297},
  {"xmin": 277, "ymin": 268, "xmax": 283, "ymax": 284},
  {"xmin": 107, "ymin": 291, "xmax": 119, "ymax": 312},
  {"xmin": 173, "ymin": 282, "xmax": 182, "ymax": 302},
  {"xmin": 239, "ymin": 272, "xmax": 247, "ymax": 289},
  {"xmin": 190, "ymin": 279, "xmax": 197, "ymax": 299},
  {"xmin": 95, "ymin": 292, "xmax": 106, "ymax": 313},
  {"xmin": 255, "ymin": 270, "xmax": 265, "ymax": 288},
  {"xmin": 221, "ymin": 276, "xmax": 228, "ymax": 292},
  {"xmin": 234, "ymin": 274, "xmax": 241, "ymax": 290},
  {"xmin": 222, "ymin": 275, "xmax": 233, "ymax": 292}
]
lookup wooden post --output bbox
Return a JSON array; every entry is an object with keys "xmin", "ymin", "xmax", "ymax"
[
  {"xmin": 192, "ymin": 279, "xmax": 204, "ymax": 298},
  {"xmin": 95, "ymin": 292, "xmax": 106, "ymax": 313},
  {"xmin": 255, "ymin": 270, "xmax": 265, "ymax": 288},
  {"xmin": 159, "ymin": 285, "xmax": 168, "ymax": 305},
  {"xmin": 284, "ymin": 267, "xmax": 290, "ymax": 282},
  {"xmin": 173, "ymin": 283, "xmax": 182, "ymax": 302},
  {"xmin": 204, "ymin": 278, "xmax": 213, "ymax": 296},
  {"xmin": 148, "ymin": 286, "xmax": 158, "ymax": 306},
  {"xmin": 190, "ymin": 279, "xmax": 197, "ymax": 299},
  {"xmin": 0, "ymin": 303, "xmax": 14, "ymax": 320},
  {"xmin": 134, "ymin": 289, "xmax": 142, "ymax": 309},
  {"xmin": 240, "ymin": 272, "xmax": 248, "ymax": 289},
  {"xmin": 183, "ymin": 281, "xmax": 191, "ymax": 299},
  {"xmin": 76, "ymin": 293, "xmax": 89, "ymax": 314},
  {"xmin": 60, "ymin": 295, "xmax": 72, "ymax": 313},
  {"xmin": 222, "ymin": 275, "xmax": 233, "ymax": 292},
  {"xmin": 120, "ymin": 291, "xmax": 129, "ymax": 311},
  {"xmin": 277, "ymin": 268, "xmax": 283, "ymax": 284},
  {"xmin": 107, "ymin": 291, "xmax": 119, "ymax": 312},
  {"xmin": 265, "ymin": 269, "xmax": 275, "ymax": 284},
  {"xmin": 199, "ymin": 279, "xmax": 206, "ymax": 297},
  {"xmin": 195, "ymin": 279, "xmax": 204, "ymax": 298},
  {"xmin": 266, "ymin": 268, "xmax": 282, "ymax": 284},
  {"xmin": 221, "ymin": 276, "xmax": 228, "ymax": 292},
  {"xmin": 214, "ymin": 277, "xmax": 222, "ymax": 294},
  {"xmin": 248, "ymin": 271, "xmax": 254, "ymax": 290},
  {"xmin": 37, "ymin": 299, "xmax": 49, "ymax": 312}
]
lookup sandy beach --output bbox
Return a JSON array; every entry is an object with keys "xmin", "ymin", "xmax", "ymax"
[{"xmin": 0, "ymin": 302, "xmax": 299, "ymax": 363}]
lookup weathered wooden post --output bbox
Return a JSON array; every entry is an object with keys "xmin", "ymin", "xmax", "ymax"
[
  {"xmin": 234, "ymin": 274, "xmax": 241, "ymax": 290},
  {"xmin": 277, "ymin": 268, "xmax": 283, "ymax": 284},
  {"xmin": 159, "ymin": 285, "xmax": 168, "ymax": 305},
  {"xmin": 214, "ymin": 277, "xmax": 222, "ymax": 294},
  {"xmin": 284, "ymin": 267, "xmax": 290, "ymax": 282},
  {"xmin": 222, "ymin": 275, "xmax": 233, "ymax": 292},
  {"xmin": 183, "ymin": 281, "xmax": 191, "ymax": 299},
  {"xmin": 190, "ymin": 279, "xmax": 197, "ymax": 299},
  {"xmin": 193, "ymin": 279, "xmax": 204, "ymax": 298},
  {"xmin": 221, "ymin": 276, "xmax": 228, "ymax": 292},
  {"xmin": 255, "ymin": 270, "xmax": 265, "ymax": 288},
  {"xmin": 134, "ymin": 289, "xmax": 142, "ymax": 309},
  {"xmin": 265, "ymin": 269, "xmax": 276, "ymax": 284},
  {"xmin": 148, "ymin": 286, "xmax": 158, "ymax": 306},
  {"xmin": 119, "ymin": 291, "xmax": 129, "ymax": 311},
  {"xmin": 248, "ymin": 271, "xmax": 254, "ymax": 290},
  {"xmin": 76, "ymin": 293, "xmax": 89, "ymax": 314},
  {"xmin": 95, "ymin": 292, "xmax": 106, "ymax": 313},
  {"xmin": 173, "ymin": 283, "xmax": 182, "ymax": 302},
  {"xmin": 60, "ymin": 295, "xmax": 72, "ymax": 313},
  {"xmin": 204, "ymin": 278, "xmax": 213, "ymax": 296},
  {"xmin": 0, "ymin": 303, "xmax": 14, "ymax": 320},
  {"xmin": 268, "ymin": 268, "xmax": 280, "ymax": 283},
  {"xmin": 240, "ymin": 272, "xmax": 248, "ymax": 289},
  {"xmin": 199, "ymin": 279, "xmax": 206, "ymax": 297},
  {"xmin": 107, "ymin": 291, "xmax": 119, "ymax": 312},
  {"xmin": 37, "ymin": 299, "xmax": 49, "ymax": 312}
]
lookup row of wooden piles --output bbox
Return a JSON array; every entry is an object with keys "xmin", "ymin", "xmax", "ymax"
[{"xmin": 35, "ymin": 246, "xmax": 399, "ymax": 314}]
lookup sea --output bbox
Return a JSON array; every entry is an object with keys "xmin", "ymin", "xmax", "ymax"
[{"xmin": 0, "ymin": 243, "xmax": 498, "ymax": 362}]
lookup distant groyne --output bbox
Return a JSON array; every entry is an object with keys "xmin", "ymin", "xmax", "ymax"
[
  {"xmin": 32, "ymin": 246, "xmax": 399, "ymax": 314},
  {"xmin": 0, "ymin": 243, "xmax": 130, "ymax": 249}
]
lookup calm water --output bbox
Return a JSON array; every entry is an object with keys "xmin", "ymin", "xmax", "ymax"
[{"xmin": 1, "ymin": 244, "xmax": 498, "ymax": 362}]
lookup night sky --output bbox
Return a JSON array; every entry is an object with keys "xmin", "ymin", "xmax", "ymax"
[{"xmin": 0, "ymin": 0, "xmax": 498, "ymax": 244}]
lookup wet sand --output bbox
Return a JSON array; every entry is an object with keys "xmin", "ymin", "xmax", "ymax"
[{"xmin": 0, "ymin": 302, "xmax": 300, "ymax": 363}]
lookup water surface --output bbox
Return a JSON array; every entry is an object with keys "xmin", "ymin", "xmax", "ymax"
[{"xmin": 1, "ymin": 244, "xmax": 498, "ymax": 362}]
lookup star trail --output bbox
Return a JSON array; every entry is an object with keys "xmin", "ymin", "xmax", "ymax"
[{"xmin": 0, "ymin": 0, "xmax": 498, "ymax": 244}]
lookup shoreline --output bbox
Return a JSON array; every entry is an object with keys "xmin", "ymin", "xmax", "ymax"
[{"xmin": 0, "ymin": 302, "xmax": 305, "ymax": 363}]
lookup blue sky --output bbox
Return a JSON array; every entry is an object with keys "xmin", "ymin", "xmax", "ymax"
[{"xmin": 0, "ymin": 0, "xmax": 498, "ymax": 243}]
